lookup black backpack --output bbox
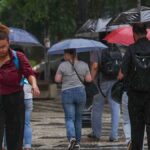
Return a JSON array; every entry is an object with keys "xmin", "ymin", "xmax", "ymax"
[
  {"xmin": 101, "ymin": 47, "xmax": 122, "ymax": 79},
  {"xmin": 129, "ymin": 48, "xmax": 150, "ymax": 91}
]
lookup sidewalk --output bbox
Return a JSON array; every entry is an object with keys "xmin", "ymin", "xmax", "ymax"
[{"xmin": 31, "ymin": 96, "xmax": 148, "ymax": 150}]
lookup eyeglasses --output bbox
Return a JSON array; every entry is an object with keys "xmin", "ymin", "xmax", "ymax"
[{"xmin": 0, "ymin": 45, "xmax": 9, "ymax": 51}]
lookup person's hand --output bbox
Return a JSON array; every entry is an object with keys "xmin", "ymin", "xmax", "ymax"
[
  {"xmin": 32, "ymin": 85, "xmax": 40, "ymax": 97},
  {"xmin": 117, "ymin": 69, "xmax": 124, "ymax": 81}
]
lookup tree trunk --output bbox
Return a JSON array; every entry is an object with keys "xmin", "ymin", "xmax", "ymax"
[
  {"xmin": 137, "ymin": 0, "xmax": 141, "ymax": 9},
  {"xmin": 76, "ymin": 0, "xmax": 88, "ymax": 29},
  {"xmin": 43, "ymin": 18, "xmax": 50, "ymax": 81}
]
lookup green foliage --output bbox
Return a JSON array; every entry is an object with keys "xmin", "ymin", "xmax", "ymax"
[
  {"xmin": 0, "ymin": 0, "xmax": 77, "ymax": 43},
  {"xmin": 29, "ymin": 59, "xmax": 37, "ymax": 67},
  {"xmin": 0, "ymin": 0, "xmax": 150, "ymax": 43}
]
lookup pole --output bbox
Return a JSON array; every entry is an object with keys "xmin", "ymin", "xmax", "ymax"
[
  {"xmin": 137, "ymin": 0, "xmax": 141, "ymax": 10},
  {"xmin": 44, "ymin": 37, "xmax": 50, "ymax": 81}
]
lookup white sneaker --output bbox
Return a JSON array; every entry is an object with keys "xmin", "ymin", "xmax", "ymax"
[
  {"xmin": 74, "ymin": 143, "xmax": 80, "ymax": 149},
  {"xmin": 68, "ymin": 138, "xmax": 76, "ymax": 150}
]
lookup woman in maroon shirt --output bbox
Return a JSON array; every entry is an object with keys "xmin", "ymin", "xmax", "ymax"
[{"xmin": 0, "ymin": 24, "xmax": 40, "ymax": 150}]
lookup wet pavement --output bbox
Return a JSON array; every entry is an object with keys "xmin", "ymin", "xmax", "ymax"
[{"xmin": 31, "ymin": 96, "xmax": 148, "ymax": 150}]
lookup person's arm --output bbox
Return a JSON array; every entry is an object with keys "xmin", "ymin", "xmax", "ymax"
[
  {"xmin": 117, "ymin": 68, "xmax": 124, "ymax": 80},
  {"xmin": 90, "ymin": 51, "xmax": 101, "ymax": 80},
  {"xmin": 55, "ymin": 63, "xmax": 63, "ymax": 83},
  {"xmin": 17, "ymin": 52, "xmax": 40, "ymax": 97},
  {"xmin": 85, "ymin": 73, "xmax": 92, "ymax": 82},
  {"xmin": 55, "ymin": 73, "xmax": 62, "ymax": 83},
  {"xmin": 91, "ymin": 62, "xmax": 98, "ymax": 80},
  {"xmin": 28, "ymin": 75, "xmax": 40, "ymax": 97},
  {"xmin": 120, "ymin": 47, "xmax": 132, "ymax": 78}
]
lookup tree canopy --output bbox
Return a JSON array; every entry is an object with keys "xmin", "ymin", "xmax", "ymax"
[{"xmin": 0, "ymin": 0, "xmax": 150, "ymax": 44}]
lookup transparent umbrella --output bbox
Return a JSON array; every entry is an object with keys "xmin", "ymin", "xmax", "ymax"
[
  {"xmin": 107, "ymin": 6, "xmax": 150, "ymax": 26},
  {"xmin": 76, "ymin": 18, "xmax": 127, "ymax": 33}
]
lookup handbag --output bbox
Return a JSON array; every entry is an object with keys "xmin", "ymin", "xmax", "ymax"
[{"xmin": 111, "ymin": 80, "xmax": 124, "ymax": 104}]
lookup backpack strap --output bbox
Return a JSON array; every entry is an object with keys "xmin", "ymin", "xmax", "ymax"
[
  {"xmin": 12, "ymin": 50, "xmax": 19, "ymax": 69},
  {"xmin": 12, "ymin": 50, "xmax": 27, "ymax": 85}
]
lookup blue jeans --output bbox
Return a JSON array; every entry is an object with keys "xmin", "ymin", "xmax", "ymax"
[
  {"xmin": 24, "ymin": 98, "xmax": 33, "ymax": 148},
  {"xmin": 61, "ymin": 86, "xmax": 86, "ymax": 143},
  {"xmin": 91, "ymin": 80, "xmax": 120, "ymax": 140},
  {"xmin": 122, "ymin": 91, "xmax": 131, "ymax": 144}
]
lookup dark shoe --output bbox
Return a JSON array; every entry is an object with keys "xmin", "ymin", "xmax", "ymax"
[
  {"xmin": 127, "ymin": 141, "xmax": 132, "ymax": 150},
  {"xmin": 87, "ymin": 133, "xmax": 100, "ymax": 141},
  {"xmin": 68, "ymin": 138, "xmax": 76, "ymax": 150},
  {"xmin": 109, "ymin": 137, "xmax": 118, "ymax": 142}
]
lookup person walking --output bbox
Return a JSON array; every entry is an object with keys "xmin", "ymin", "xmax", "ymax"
[
  {"xmin": 118, "ymin": 23, "xmax": 150, "ymax": 150},
  {"xmin": 88, "ymin": 49, "xmax": 120, "ymax": 142},
  {"xmin": 0, "ymin": 23, "xmax": 40, "ymax": 150},
  {"xmin": 23, "ymin": 79, "xmax": 33, "ymax": 150},
  {"xmin": 55, "ymin": 49, "xmax": 92, "ymax": 150},
  {"xmin": 2, "ymin": 79, "xmax": 33, "ymax": 150},
  {"xmin": 14, "ymin": 48, "xmax": 34, "ymax": 150},
  {"xmin": 121, "ymin": 91, "xmax": 132, "ymax": 150}
]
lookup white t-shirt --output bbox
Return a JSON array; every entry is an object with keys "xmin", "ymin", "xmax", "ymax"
[{"xmin": 23, "ymin": 83, "xmax": 33, "ymax": 99}]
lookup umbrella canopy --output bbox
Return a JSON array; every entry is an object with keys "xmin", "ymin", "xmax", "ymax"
[
  {"xmin": 103, "ymin": 26, "xmax": 150, "ymax": 46},
  {"xmin": 77, "ymin": 18, "xmax": 111, "ymax": 33},
  {"xmin": 9, "ymin": 27, "xmax": 43, "ymax": 47},
  {"xmin": 76, "ymin": 18, "xmax": 128, "ymax": 33},
  {"xmin": 48, "ymin": 38, "xmax": 108, "ymax": 55},
  {"xmin": 107, "ymin": 6, "xmax": 150, "ymax": 26}
]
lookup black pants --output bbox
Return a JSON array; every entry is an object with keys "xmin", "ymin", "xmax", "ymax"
[
  {"xmin": 0, "ymin": 91, "xmax": 25, "ymax": 150},
  {"xmin": 128, "ymin": 91, "xmax": 150, "ymax": 150}
]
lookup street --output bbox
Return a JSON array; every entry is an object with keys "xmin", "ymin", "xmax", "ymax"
[{"xmin": 31, "ymin": 97, "xmax": 148, "ymax": 150}]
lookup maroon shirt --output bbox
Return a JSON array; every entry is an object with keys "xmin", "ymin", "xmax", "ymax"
[{"xmin": 0, "ymin": 49, "xmax": 35, "ymax": 95}]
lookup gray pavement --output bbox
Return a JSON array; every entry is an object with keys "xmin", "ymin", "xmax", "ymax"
[{"xmin": 31, "ymin": 96, "xmax": 148, "ymax": 150}]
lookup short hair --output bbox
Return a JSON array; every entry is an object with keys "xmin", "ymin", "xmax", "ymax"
[
  {"xmin": 0, "ymin": 24, "xmax": 9, "ymax": 40},
  {"xmin": 64, "ymin": 48, "xmax": 76, "ymax": 56},
  {"xmin": 132, "ymin": 23, "xmax": 147, "ymax": 35},
  {"xmin": 0, "ymin": 32, "xmax": 9, "ymax": 41}
]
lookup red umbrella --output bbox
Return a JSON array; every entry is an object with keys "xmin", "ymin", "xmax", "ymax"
[{"xmin": 104, "ymin": 26, "xmax": 150, "ymax": 46}]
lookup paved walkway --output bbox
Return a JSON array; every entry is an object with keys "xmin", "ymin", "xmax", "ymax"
[{"xmin": 31, "ymin": 97, "xmax": 148, "ymax": 150}]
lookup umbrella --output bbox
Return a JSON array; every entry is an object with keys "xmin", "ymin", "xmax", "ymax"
[
  {"xmin": 9, "ymin": 27, "xmax": 43, "ymax": 47},
  {"xmin": 107, "ymin": 6, "xmax": 150, "ymax": 26},
  {"xmin": 76, "ymin": 18, "xmax": 128, "ymax": 33},
  {"xmin": 103, "ymin": 26, "xmax": 150, "ymax": 46},
  {"xmin": 77, "ymin": 18, "xmax": 111, "ymax": 33},
  {"xmin": 48, "ymin": 38, "xmax": 108, "ymax": 55}
]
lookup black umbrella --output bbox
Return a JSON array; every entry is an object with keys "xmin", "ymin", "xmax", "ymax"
[{"xmin": 107, "ymin": 6, "xmax": 150, "ymax": 26}]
